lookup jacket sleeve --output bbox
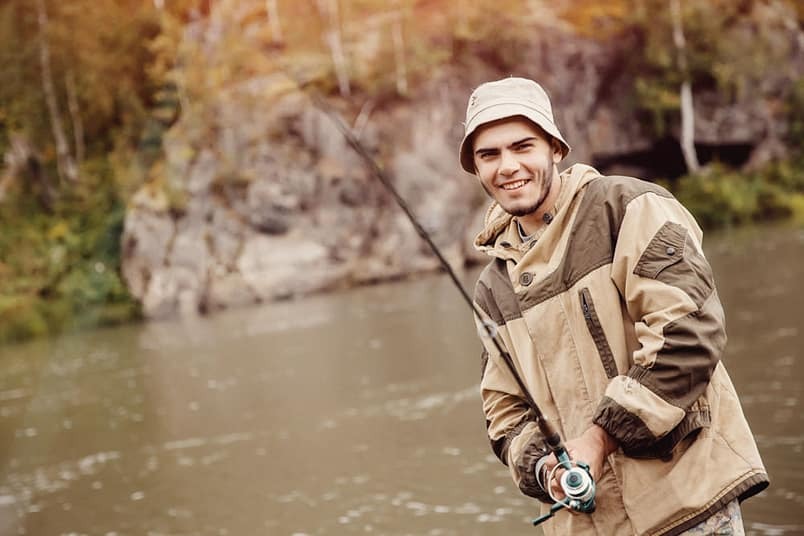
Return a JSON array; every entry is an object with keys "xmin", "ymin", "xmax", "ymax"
[
  {"xmin": 592, "ymin": 191, "xmax": 725, "ymax": 457},
  {"xmin": 474, "ymin": 282, "xmax": 552, "ymax": 503}
]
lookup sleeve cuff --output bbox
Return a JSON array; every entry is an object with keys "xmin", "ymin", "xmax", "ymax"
[
  {"xmin": 593, "ymin": 395, "xmax": 658, "ymax": 454},
  {"xmin": 594, "ymin": 395, "xmax": 710, "ymax": 459},
  {"xmin": 512, "ymin": 434, "xmax": 553, "ymax": 504}
]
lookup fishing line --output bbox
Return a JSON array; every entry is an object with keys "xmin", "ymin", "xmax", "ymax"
[
  {"xmin": 301, "ymin": 87, "xmax": 544, "ymax": 414},
  {"xmin": 282, "ymin": 76, "xmax": 593, "ymax": 525}
]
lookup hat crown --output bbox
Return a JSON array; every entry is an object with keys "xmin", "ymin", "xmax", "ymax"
[{"xmin": 465, "ymin": 77, "xmax": 554, "ymax": 124}]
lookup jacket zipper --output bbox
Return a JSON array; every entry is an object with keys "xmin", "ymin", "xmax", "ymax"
[{"xmin": 579, "ymin": 287, "xmax": 618, "ymax": 379}]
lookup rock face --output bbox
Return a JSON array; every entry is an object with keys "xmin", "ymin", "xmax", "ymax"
[
  {"xmin": 122, "ymin": 89, "xmax": 485, "ymax": 318},
  {"xmin": 121, "ymin": 3, "xmax": 803, "ymax": 319}
]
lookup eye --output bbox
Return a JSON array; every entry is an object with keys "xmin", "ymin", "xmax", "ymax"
[{"xmin": 513, "ymin": 143, "xmax": 533, "ymax": 151}]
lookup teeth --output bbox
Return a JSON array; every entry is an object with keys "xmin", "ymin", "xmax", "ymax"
[{"xmin": 501, "ymin": 180, "xmax": 527, "ymax": 190}]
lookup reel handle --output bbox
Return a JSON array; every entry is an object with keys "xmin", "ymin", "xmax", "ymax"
[
  {"xmin": 532, "ymin": 502, "xmax": 564, "ymax": 526},
  {"xmin": 532, "ymin": 459, "xmax": 597, "ymax": 527}
]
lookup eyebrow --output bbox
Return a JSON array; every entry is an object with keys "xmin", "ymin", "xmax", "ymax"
[{"xmin": 475, "ymin": 136, "xmax": 538, "ymax": 156}]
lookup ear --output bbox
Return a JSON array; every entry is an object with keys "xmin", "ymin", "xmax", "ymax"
[{"xmin": 551, "ymin": 139, "xmax": 563, "ymax": 163}]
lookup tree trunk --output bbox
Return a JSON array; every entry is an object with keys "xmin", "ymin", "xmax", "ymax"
[
  {"xmin": 1, "ymin": 135, "xmax": 55, "ymax": 211},
  {"xmin": 266, "ymin": 0, "xmax": 283, "ymax": 44},
  {"xmin": 678, "ymin": 81, "xmax": 699, "ymax": 172},
  {"xmin": 353, "ymin": 99, "xmax": 374, "ymax": 140},
  {"xmin": 316, "ymin": 0, "xmax": 350, "ymax": 97},
  {"xmin": 0, "ymin": 151, "xmax": 16, "ymax": 204},
  {"xmin": 65, "ymin": 70, "xmax": 85, "ymax": 169},
  {"xmin": 36, "ymin": 0, "xmax": 78, "ymax": 184},
  {"xmin": 391, "ymin": 1, "xmax": 408, "ymax": 96},
  {"xmin": 670, "ymin": 0, "xmax": 700, "ymax": 173}
]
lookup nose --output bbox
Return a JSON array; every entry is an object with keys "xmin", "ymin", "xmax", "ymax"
[{"xmin": 499, "ymin": 150, "xmax": 520, "ymax": 176}]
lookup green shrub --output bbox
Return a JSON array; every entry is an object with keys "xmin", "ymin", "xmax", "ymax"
[
  {"xmin": 673, "ymin": 161, "xmax": 803, "ymax": 228},
  {"xmin": 0, "ymin": 295, "xmax": 49, "ymax": 344},
  {"xmin": 0, "ymin": 156, "xmax": 141, "ymax": 345}
]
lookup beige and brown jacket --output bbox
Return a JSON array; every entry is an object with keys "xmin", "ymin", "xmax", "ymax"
[{"xmin": 473, "ymin": 164, "xmax": 768, "ymax": 535}]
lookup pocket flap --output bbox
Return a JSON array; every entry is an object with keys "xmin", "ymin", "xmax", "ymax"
[{"xmin": 633, "ymin": 222, "xmax": 687, "ymax": 279}]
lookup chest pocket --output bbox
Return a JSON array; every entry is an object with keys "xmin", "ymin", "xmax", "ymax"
[{"xmin": 633, "ymin": 221, "xmax": 714, "ymax": 308}]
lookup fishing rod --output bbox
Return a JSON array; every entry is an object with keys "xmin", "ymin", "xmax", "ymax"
[{"xmin": 292, "ymin": 79, "xmax": 595, "ymax": 525}]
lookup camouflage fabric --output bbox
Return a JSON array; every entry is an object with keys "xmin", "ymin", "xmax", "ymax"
[{"xmin": 678, "ymin": 500, "xmax": 744, "ymax": 535}]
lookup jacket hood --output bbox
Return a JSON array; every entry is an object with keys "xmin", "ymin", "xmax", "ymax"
[{"xmin": 473, "ymin": 164, "xmax": 601, "ymax": 256}]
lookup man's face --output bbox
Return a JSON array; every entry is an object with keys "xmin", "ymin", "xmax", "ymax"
[{"xmin": 472, "ymin": 116, "xmax": 562, "ymax": 217}]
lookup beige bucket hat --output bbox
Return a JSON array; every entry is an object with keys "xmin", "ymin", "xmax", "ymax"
[{"xmin": 459, "ymin": 77, "xmax": 571, "ymax": 173}]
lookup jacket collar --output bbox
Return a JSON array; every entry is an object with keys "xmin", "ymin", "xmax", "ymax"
[{"xmin": 473, "ymin": 164, "xmax": 601, "ymax": 260}]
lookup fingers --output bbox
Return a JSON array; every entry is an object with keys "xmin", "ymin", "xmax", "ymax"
[
  {"xmin": 545, "ymin": 460, "xmax": 566, "ymax": 501},
  {"xmin": 549, "ymin": 473, "xmax": 564, "ymax": 500},
  {"xmin": 540, "ymin": 454, "xmax": 561, "ymax": 499}
]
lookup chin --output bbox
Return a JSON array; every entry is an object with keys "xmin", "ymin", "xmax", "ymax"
[{"xmin": 503, "ymin": 201, "xmax": 541, "ymax": 217}]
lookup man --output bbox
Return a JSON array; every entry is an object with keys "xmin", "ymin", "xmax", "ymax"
[{"xmin": 461, "ymin": 77, "xmax": 768, "ymax": 535}]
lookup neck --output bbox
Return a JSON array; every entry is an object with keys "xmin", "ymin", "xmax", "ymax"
[{"xmin": 518, "ymin": 167, "xmax": 561, "ymax": 235}]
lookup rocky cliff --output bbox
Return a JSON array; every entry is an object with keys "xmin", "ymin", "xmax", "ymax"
[{"xmin": 122, "ymin": 2, "xmax": 803, "ymax": 319}]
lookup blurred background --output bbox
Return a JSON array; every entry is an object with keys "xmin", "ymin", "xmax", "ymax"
[{"xmin": 0, "ymin": 0, "xmax": 802, "ymax": 534}]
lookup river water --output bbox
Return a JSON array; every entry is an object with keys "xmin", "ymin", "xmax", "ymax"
[{"xmin": 0, "ymin": 223, "xmax": 802, "ymax": 536}]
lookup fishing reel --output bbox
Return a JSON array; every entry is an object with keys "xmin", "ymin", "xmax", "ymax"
[{"xmin": 532, "ymin": 451, "xmax": 596, "ymax": 527}]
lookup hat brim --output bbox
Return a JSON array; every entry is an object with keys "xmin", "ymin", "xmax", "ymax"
[{"xmin": 459, "ymin": 102, "xmax": 571, "ymax": 173}]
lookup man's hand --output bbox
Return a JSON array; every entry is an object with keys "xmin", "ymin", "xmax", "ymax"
[{"xmin": 540, "ymin": 424, "xmax": 618, "ymax": 501}]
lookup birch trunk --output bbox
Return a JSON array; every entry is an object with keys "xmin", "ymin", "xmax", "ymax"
[
  {"xmin": 391, "ymin": 2, "xmax": 408, "ymax": 96},
  {"xmin": 36, "ymin": 0, "xmax": 78, "ymax": 183},
  {"xmin": 1, "ymin": 135, "xmax": 55, "ymax": 210},
  {"xmin": 266, "ymin": 0, "xmax": 282, "ymax": 44},
  {"xmin": 0, "ymin": 149, "xmax": 16, "ymax": 203},
  {"xmin": 316, "ymin": 0, "xmax": 350, "ymax": 97},
  {"xmin": 353, "ymin": 99, "xmax": 374, "ymax": 140},
  {"xmin": 65, "ymin": 70, "xmax": 85, "ymax": 168},
  {"xmin": 670, "ymin": 0, "xmax": 700, "ymax": 173}
]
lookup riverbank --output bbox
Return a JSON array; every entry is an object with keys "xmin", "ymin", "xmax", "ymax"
[
  {"xmin": 0, "ymin": 159, "xmax": 141, "ymax": 345},
  {"xmin": 1, "ymin": 159, "xmax": 802, "ymax": 346}
]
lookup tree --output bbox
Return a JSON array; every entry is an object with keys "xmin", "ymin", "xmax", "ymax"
[
  {"xmin": 618, "ymin": 0, "xmax": 793, "ymax": 169},
  {"xmin": 35, "ymin": 0, "xmax": 78, "ymax": 183},
  {"xmin": 670, "ymin": 0, "xmax": 700, "ymax": 173},
  {"xmin": 390, "ymin": 0, "xmax": 408, "ymax": 96},
  {"xmin": 266, "ymin": 0, "xmax": 283, "ymax": 44},
  {"xmin": 316, "ymin": 0, "xmax": 350, "ymax": 97}
]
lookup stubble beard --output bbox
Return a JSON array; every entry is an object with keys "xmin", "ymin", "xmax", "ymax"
[{"xmin": 505, "ymin": 167, "xmax": 554, "ymax": 217}]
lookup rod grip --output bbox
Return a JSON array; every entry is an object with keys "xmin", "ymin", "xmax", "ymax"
[{"xmin": 538, "ymin": 416, "xmax": 570, "ymax": 464}]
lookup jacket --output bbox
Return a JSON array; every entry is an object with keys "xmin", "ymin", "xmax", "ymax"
[{"xmin": 472, "ymin": 164, "xmax": 768, "ymax": 535}]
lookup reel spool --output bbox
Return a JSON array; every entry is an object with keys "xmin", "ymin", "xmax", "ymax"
[{"xmin": 532, "ymin": 458, "xmax": 596, "ymax": 527}]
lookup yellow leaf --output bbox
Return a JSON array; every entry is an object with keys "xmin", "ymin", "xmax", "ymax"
[{"xmin": 47, "ymin": 221, "xmax": 70, "ymax": 241}]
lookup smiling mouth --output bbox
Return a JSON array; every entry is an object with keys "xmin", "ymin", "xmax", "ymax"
[{"xmin": 500, "ymin": 179, "xmax": 530, "ymax": 191}]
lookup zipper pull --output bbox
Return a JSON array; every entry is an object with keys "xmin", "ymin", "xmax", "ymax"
[{"xmin": 581, "ymin": 291, "xmax": 591, "ymax": 319}]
